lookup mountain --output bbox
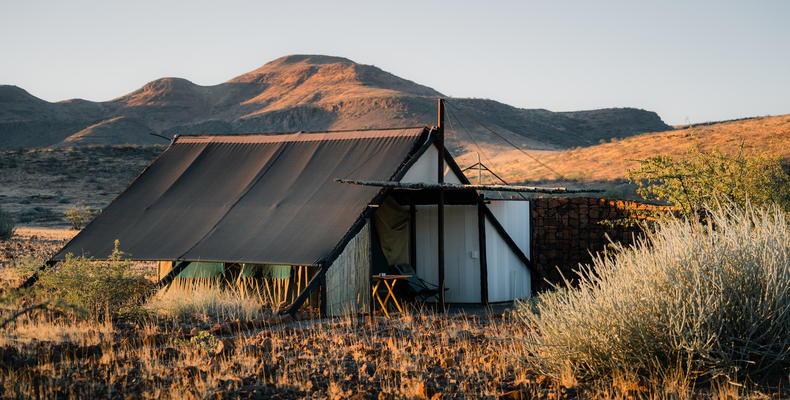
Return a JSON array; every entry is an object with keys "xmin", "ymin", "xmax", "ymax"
[{"xmin": 0, "ymin": 54, "xmax": 670, "ymax": 151}]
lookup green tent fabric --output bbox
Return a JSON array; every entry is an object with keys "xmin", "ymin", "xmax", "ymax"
[
  {"xmin": 240, "ymin": 264, "xmax": 292, "ymax": 279},
  {"xmin": 240, "ymin": 264, "xmax": 262, "ymax": 278},
  {"xmin": 176, "ymin": 262, "xmax": 224, "ymax": 279}
]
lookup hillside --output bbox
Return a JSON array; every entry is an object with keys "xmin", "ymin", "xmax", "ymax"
[
  {"xmin": 463, "ymin": 114, "xmax": 790, "ymax": 183},
  {"xmin": 0, "ymin": 54, "xmax": 669, "ymax": 150}
]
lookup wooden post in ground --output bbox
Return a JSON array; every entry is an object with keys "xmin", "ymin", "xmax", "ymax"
[
  {"xmin": 16, "ymin": 260, "xmax": 56, "ymax": 290},
  {"xmin": 409, "ymin": 201, "xmax": 417, "ymax": 271},
  {"xmin": 138, "ymin": 261, "xmax": 191, "ymax": 305},
  {"xmin": 477, "ymin": 201, "xmax": 489, "ymax": 305},
  {"xmin": 436, "ymin": 98, "xmax": 446, "ymax": 311}
]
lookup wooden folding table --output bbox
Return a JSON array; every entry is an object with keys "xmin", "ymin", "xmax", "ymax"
[{"xmin": 371, "ymin": 273, "xmax": 411, "ymax": 318}]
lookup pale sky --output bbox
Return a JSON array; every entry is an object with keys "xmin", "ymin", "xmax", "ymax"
[{"xmin": 1, "ymin": 0, "xmax": 788, "ymax": 125}]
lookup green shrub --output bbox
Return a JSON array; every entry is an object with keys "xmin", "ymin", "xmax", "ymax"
[
  {"xmin": 64, "ymin": 204, "xmax": 95, "ymax": 230},
  {"xmin": 38, "ymin": 240, "xmax": 151, "ymax": 317},
  {"xmin": 0, "ymin": 206, "xmax": 14, "ymax": 240},
  {"xmin": 517, "ymin": 204, "xmax": 790, "ymax": 381},
  {"xmin": 176, "ymin": 330, "xmax": 221, "ymax": 354},
  {"xmin": 628, "ymin": 147, "xmax": 790, "ymax": 215}
]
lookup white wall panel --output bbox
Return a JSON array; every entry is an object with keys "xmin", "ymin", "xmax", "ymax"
[
  {"xmin": 487, "ymin": 200, "xmax": 530, "ymax": 258},
  {"xmin": 400, "ymin": 146, "xmax": 463, "ymax": 184},
  {"xmin": 414, "ymin": 205, "xmax": 481, "ymax": 303},
  {"xmin": 485, "ymin": 201, "xmax": 531, "ymax": 302}
]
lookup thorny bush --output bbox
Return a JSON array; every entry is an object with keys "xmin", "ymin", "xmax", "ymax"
[{"xmin": 37, "ymin": 240, "xmax": 151, "ymax": 317}]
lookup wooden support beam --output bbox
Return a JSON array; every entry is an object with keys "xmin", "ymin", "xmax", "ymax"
[
  {"xmin": 481, "ymin": 203, "xmax": 535, "ymax": 277},
  {"xmin": 436, "ymin": 98, "xmax": 446, "ymax": 311},
  {"xmin": 281, "ymin": 262, "xmax": 326, "ymax": 317},
  {"xmin": 16, "ymin": 260, "xmax": 56, "ymax": 290},
  {"xmin": 409, "ymin": 201, "xmax": 417, "ymax": 271},
  {"xmin": 335, "ymin": 179, "xmax": 604, "ymax": 194},
  {"xmin": 138, "ymin": 260, "xmax": 191, "ymax": 305},
  {"xmin": 319, "ymin": 272, "xmax": 327, "ymax": 316},
  {"xmin": 477, "ymin": 202, "xmax": 489, "ymax": 305}
]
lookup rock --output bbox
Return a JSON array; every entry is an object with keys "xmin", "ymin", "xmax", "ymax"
[
  {"xmin": 73, "ymin": 344, "xmax": 102, "ymax": 360},
  {"xmin": 260, "ymin": 337, "xmax": 273, "ymax": 353},
  {"xmin": 160, "ymin": 347, "xmax": 180, "ymax": 361},
  {"xmin": 416, "ymin": 381, "xmax": 432, "ymax": 399},
  {"xmin": 214, "ymin": 339, "xmax": 235, "ymax": 357},
  {"xmin": 498, "ymin": 390, "xmax": 527, "ymax": 400},
  {"xmin": 180, "ymin": 366, "xmax": 199, "ymax": 378}
]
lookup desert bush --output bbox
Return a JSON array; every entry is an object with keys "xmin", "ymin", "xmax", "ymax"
[
  {"xmin": 0, "ymin": 206, "xmax": 14, "ymax": 240},
  {"xmin": 629, "ymin": 146, "xmax": 790, "ymax": 215},
  {"xmin": 177, "ymin": 330, "xmax": 221, "ymax": 354},
  {"xmin": 37, "ymin": 240, "xmax": 151, "ymax": 317},
  {"xmin": 518, "ymin": 204, "xmax": 790, "ymax": 381},
  {"xmin": 64, "ymin": 204, "xmax": 95, "ymax": 230}
]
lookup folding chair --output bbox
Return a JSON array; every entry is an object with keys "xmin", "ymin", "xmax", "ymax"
[{"xmin": 389, "ymin": 264, "xmax": 443, "ymax": 302}]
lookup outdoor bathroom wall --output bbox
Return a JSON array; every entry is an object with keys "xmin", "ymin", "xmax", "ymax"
[{"xmin": 530, "ymin": 197, "xmax": 669, "ymax": 292}]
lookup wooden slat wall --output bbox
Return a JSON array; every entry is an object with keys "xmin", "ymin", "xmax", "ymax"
[{"xmin": 324, "ymin": 222, "xmax": 371, "ymax": 316}]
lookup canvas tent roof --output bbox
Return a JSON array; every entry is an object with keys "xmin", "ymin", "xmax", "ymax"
[{"xmin": 54, "ymin": 128, "xmax": 428, "ymax": 265}]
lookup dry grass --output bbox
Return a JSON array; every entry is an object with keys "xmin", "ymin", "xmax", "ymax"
[
  {"xmin": 2, "ymin": 305, "xmax": 783, "ymax": 399},
  {"xmin": 455, "ymin": 114, "xmax": 790, "ymax": 183},
  {"xmin": 147, "ymin": 279, "xmax": 270, "ymax": 320},
  {"xmin": 2, "ymin": 223, "xmax": 788, "ymax": 398}
]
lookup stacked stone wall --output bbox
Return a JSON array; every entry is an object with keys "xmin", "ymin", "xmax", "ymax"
[{"xmin": 530, "ymin": 197, "xmax": 670, "ymax": 291}]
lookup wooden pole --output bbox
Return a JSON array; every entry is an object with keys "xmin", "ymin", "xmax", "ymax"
[
  {"xmin": 437, "ymin": 98, "xmax": 446, "ymax": 311},
  {"xmin": 138, "ymin": 261, "xmax": 191, "ymax": 305},
  {"xmin": 409, "ymin": 201, "xmax": 417, "ymax": 271},
  {"xmin": 17, "ymin": 260, "xmax": 56, "ymax": 290},
  {"xmin": 334, "ymin": 179, "xmax": 604, "ymax": 194},
  {"xmin": 477, "ymin": 202, "xmax": 489, "ymax": 305}
]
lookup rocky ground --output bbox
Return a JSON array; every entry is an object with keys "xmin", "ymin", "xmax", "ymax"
[{"xmin": 0, "ymin": 145, "xmax": 163, "ymax": 228}]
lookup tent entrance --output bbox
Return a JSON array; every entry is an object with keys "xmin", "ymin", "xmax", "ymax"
[{"xmin": 372, "ymin": 197, "xmax": 410, "ymax": 274}]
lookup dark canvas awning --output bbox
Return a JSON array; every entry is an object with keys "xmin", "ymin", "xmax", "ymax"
[{"xmin": 54, "ymin": 128, "xmax": 427, "ymax": 265}]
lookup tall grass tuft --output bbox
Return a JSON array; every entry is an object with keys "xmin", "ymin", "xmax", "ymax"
[
  {"xmin": 146, "ymin": 279, "xmax": 267, "ymax": 320},
  {"xmin": 518, "ymin": 204, "xmax": 790, "ymax": 382}
]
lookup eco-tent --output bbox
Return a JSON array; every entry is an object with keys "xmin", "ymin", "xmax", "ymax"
[{"xmin": 52, "ymin": 127, "xmax": 534, "ymax": 315}]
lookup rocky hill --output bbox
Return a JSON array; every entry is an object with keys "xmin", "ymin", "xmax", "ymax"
[
  {"xmin": 464, "ymin": 114, "xmax": 790, "ymax": 183},
  {"xmin": 0, "ymin": 55, "xmax": 670, "ymax": 150}
]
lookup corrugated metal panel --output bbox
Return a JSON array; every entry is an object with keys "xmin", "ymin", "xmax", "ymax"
[
  {"xmin": 485, "ymin": 200, "xmax": 531, "ymax": 302},
  {"xmin": 414, "ymin": 205, "xmax": 481, "ymax": 303}
]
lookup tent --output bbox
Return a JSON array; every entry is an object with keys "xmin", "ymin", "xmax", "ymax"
[{"xmin": 49, "ymin": 123, "xmax": 535, "ymax": 316}]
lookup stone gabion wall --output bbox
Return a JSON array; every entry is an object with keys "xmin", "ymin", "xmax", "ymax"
[{"xmin": 530, "ymin": 197, "xmax": 669, "ymax": 292}]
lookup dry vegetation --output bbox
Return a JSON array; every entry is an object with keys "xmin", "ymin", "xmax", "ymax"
[{"xmin": 2, "ymin": 221, "xmax": 788, "ymax": 399}]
